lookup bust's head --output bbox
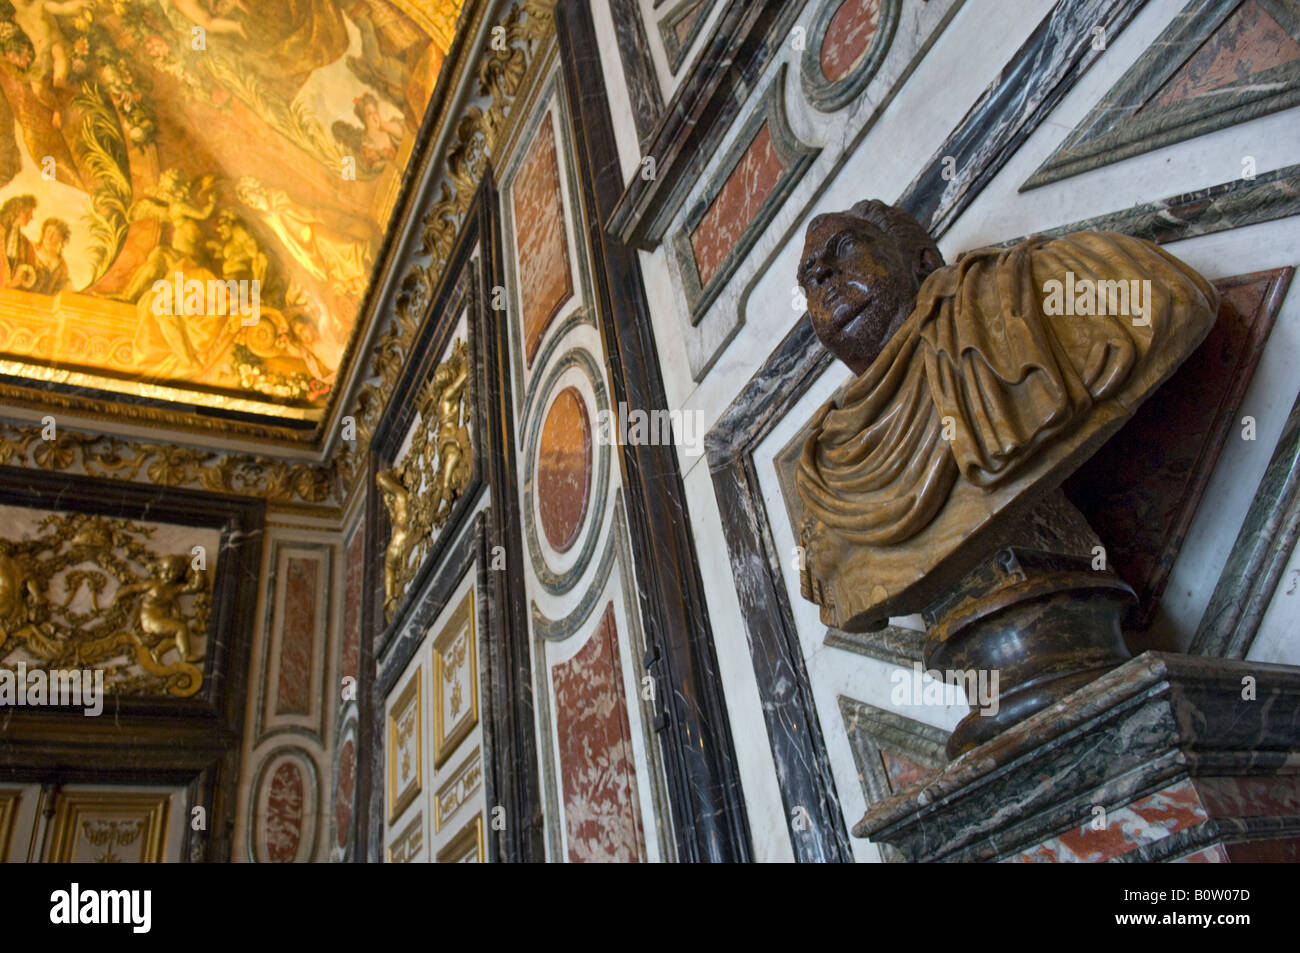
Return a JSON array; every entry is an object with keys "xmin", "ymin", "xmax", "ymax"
[{"xmin": 798, "ymin": 200, "xmax": 944, "ymax": 374}]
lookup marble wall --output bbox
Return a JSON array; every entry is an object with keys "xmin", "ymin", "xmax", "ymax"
[
  {"xmin": 592, "ymin": 0, "xmax": 1300, "ymax": 861},
  {"xmin": 381, "ymin": 553, "xmax": 487, "ymax": 863},
  {"xmin": 496, "ymin": 54, "xmax": 674, "ymax": 862},
  {"xmin": 233, "ymin": 523, "xmax": 342, "ymax": 863}
]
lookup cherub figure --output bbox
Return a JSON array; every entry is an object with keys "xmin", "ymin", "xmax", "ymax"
[
  {"xmin": 9, "ymin": 0, "xmax": 94, "ymax": 97},
  {"xmin": 0, "ymin": 538, "xmax": 61, "ymax": 659},
  {"xmin": 113, "ymin": 554, "xmax": 206, "ymax": 664}
]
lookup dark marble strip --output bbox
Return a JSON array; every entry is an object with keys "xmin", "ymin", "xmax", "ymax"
[
  {"xmin": 825, "ymin": 625, "xmax": 926, "ymax": 668},
  {"xmin": 607, "ymin": 0, "xmax": 808, "ymax": 249},
  {"xmin": 1192, "ymin": 383, "xmax": 1300, "ymax": 659},
  {"xmin": 1024, "ymin": 0, "xmax": 1300, "ymax": 191},
  {"xmin": 705, "ymin": 314, "xmax": 832, "ymax": 462},
  {"xmin": 711, "ymin": 455, "xmax": 855, "ymax": 862},
  {"xmin": 559, "ymin": 0, "xmax": 753, "ymax": 862},
  {"xmin": 610, "ymin": 0, "xmax": 665, "ymax": 149},
  {"xmin": 898, "ymin": 0, "xmax": 1146, "ymax": 237},
  {"xmin": 989, "ymin": 163, "xmax": 1300, "ymax": 249}
]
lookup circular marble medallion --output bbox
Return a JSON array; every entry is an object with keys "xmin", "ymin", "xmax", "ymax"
[
  {"xmin": 821, "ymin": 0, "xmax": 881, "ymax": 83},
  {"xmin": 536, "ymin": 386, "xmax": 592, "ymax": 553}
]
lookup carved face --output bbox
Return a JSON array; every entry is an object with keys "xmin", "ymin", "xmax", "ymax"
[
  {"xmin": 153, "ymin": 555, "xmax": 188, "ymax": 582},
  {"xmin": 798, "ymin": 214, "xmax": 922, "ymax": 375}
]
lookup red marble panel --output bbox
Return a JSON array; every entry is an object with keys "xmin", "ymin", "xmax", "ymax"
[
  {"xmin": 1223, "ymin": 837, "xmax": 1300, "ymax": 862},
  {"xmin": 265, "ymin": 761, "xmax": 304, "ymax": 863},
  {"xmin": 276, "ymin": 556, "xmax": 319, "ymax": 715},
  {"xmin": 689, "ymin": 123, "xmax": 786, "ymax": 289},
  {"xmin": 512, "ymin": 113, "xmax": 573, "ymax": 365},
  {"xmin": 1176, "ymin": 845, "xmax": 1229, "ymax": 863},
  {"xmin": 820, "ymin": 0, "xmax": 881, "ymax": 83},
  {"xmin": 880, "ymin": 748, "xmax": 931, "ymax": 793},
  {"xmin": 1197, "ymin": 775, "xmax": 1300, "ymax": 819},
  {"xmin": 342, "ymin": 525, "xmax": 363, "ymax": 684},
  {"xmin": 537, "ymin": 386, "xmax": 592, "ymax": 553},
  {"xmin": 1151, "ymin": 0, "xmax": 1300, "ymax": 109},
  {"xmin": 335, "ymin": 737, "xmax": 356, "ymax": 850},
  {"xmin": 1065, "ymin": 268, "xmax": 1292, "ymax": 636},
  {"xmin": 552, "ymin": 602, "xmax": 645, "ymax": 862},
  {"xmin": 1018, "ymin": 780, "xmax": 1208, "ymax": 863}
]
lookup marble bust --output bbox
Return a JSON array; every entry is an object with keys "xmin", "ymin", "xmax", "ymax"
[{"xmin": 794, "ymin": 200, "xmax": 1218, "ymax": 631}]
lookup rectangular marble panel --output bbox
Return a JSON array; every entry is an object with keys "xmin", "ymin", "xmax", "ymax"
[
  {"xmin": 342, "ymin": 522, "xmax": 364, "ymax": 685},
  {"xmin": 552, "ymin": 603, "xmax": 646, "ymax": 862},
  {"xmin": 1151, "ymin": 0, "xmax": 1300, "ymax": 108},
  {"xmin": 511, "ymin": 111, "xmax": 574, "ymax": 365},
  {"xmin": 688, "ymin": 122, "xmax": 786, "ymax": 289},
  {"xmin": 275, "ymin": 556, "xmax": 319, "ymax": 716}
]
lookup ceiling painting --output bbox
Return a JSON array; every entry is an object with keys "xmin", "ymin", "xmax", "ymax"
[{"xmin": 0, "ymin": 0, "xmax": 463, "ymax": 426}]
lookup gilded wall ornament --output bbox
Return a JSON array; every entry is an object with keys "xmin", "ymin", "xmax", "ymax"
[
  {"xmin": 0, "ymin": 422, "xmax": 337, "ymax": 507},
  {"xmin": 349, "ymin": 0, "xmax": 553, "ymax": 483},
  {"xmin": 0, "ymin": 513, "xmax": 211, "ymax": 697},
  {"xmin": 377, "ymin": 339, "xmax": 474, "ymax": 620}
]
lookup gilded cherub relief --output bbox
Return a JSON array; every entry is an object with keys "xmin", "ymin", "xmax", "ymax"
[
  {"xmin": 0, "ymin": 512, "xmax": 212, "ymax": 697},
  {"xmin": 376, "ymin": 338, "xmax": 472, "ymax": 620}
]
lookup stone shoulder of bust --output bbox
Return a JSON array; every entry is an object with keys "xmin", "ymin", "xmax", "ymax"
[{"xmin": 793, "ymin": 200, "xmax": 1218, "ymax": 631}]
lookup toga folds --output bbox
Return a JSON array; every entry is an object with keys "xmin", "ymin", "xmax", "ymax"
[{"xmin": 795, "ymin": 231, "xmax": 1217, "ymax": 624}]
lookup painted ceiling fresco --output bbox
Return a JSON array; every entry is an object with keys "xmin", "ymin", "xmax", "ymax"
[{"xmin": 0, "ymin": 0, "xmax": 463, "ymax": 424}]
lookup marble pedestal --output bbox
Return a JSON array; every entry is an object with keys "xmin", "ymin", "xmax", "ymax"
[{"xmin": 855, "ymin": 652, "xmax": 1300, "ymax": 862}]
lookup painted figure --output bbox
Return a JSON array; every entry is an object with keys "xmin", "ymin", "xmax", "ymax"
[{"xmin": 30, "ymin": 216, "xmax": 69, "ymax": 293}]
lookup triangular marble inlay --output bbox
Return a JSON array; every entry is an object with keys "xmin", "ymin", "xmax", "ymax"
[{"xmin": 1023, "ymin": 0, "xmax": 1300, "ymax": 190}]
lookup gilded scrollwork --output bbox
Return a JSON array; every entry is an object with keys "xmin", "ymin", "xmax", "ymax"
[
  {"xmin": 0, "ymin": 422, "xmax": 338, "ymax": 506},
  {"xmin": 0, "ymin": 513, "xmax": 212, "ymax": 698},
  {"xmin": 377, "ymin": 338, "xmax": 473, "ymax": 620},
  {"xmin": 349, "ymin": 0, "xmax": 553, "ymax": 476}
]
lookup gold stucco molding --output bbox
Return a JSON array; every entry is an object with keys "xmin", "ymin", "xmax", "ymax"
[{"xmin": 0, "ymin": 421, "xmax": 339, "ymax": 507}]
